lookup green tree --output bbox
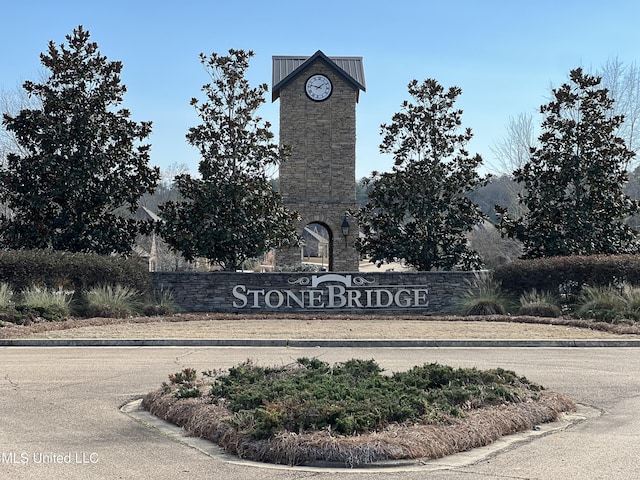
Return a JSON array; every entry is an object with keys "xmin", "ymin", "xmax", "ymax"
[
  {"xmin": 356, "ymin": 79, "xmax": 488, "ymax": 271},
  {"xmin": 498, "ymin": 68, "xmax": 639, "ymax": 258},
  {"xmin": 0, "ymin": 26, "xmax": 159, "ymax": 254},
  {"xmin": 157, "ymin": 49, "xmax": 298, "ymax": 271}
]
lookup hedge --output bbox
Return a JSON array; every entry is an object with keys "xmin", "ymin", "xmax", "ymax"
[
  {"xmin": 493, "ymin": 254, "xmax": 640, "ymax": 296},
  {"xmin": 0, "ymin": 249, "xmax": 151, "ymax": 294}
]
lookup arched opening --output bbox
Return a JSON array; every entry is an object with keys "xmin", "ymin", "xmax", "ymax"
[{"xmin": 301, "ymin": 222, "xmax": 333, "ymax": 271}]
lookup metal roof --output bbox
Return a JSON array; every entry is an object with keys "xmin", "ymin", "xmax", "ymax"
[
  {"xmin": 272, "ymin": 50, "xmax": 365, "ymax": 101},
  {"xmin": 303, "ymin": 226, "xmax": 329, "ymax": 244},
  {"xmin": 135, "ymin": 205, "xmax": 162, "ymax": 223}
]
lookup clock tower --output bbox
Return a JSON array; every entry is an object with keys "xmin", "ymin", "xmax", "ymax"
[{"xmin": 272, "ymin": 51, "xmax": 365, "ymax": 271}]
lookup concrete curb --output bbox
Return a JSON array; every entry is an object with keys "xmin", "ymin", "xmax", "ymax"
[
  {"xmin": 2, "ymin": 338, "xmax": 640, "ymax": 347},
  {"xmin": 121, "ymin": 398, "xmax": 598, "ymax": 473}
]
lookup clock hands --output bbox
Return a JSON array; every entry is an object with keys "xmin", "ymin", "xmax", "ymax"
[{"xmin": 306, "ymin": 75, "xmax": 331, "ymax": 100}]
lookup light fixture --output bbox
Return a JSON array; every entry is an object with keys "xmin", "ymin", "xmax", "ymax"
[{"xmin": 341, "ymin": 214, "xmax": 350, "ymax": 246}]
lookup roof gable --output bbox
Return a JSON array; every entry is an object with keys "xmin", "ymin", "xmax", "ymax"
[{"xmin": 272, "ymin": 50, "xmax": 365, "ymax": 102}]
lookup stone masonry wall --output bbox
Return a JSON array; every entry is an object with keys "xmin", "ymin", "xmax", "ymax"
[
  {"xmin": 277, "ymin": 59, "xmax": 359, "ymax": 271},
  {"xmin": 279, "ymin": 60, "xmax": 357, "ymax": 204},
  {"xmin": 151, "ymin": 271, "xmax": 481, "ymax": 314}
]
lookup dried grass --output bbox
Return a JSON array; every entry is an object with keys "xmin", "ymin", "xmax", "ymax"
[
  {"xmin": 142, "ymin": 387, "xmax": 575, "ymax": 468},
  {"xmin": 2, "ymin": 311, "xmax": 640, "ymax": 339}
]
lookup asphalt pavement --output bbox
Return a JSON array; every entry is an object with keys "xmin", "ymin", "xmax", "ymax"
[{"xmin": 1, "ymin": 345, "xmax": 639, "ymax": 479}]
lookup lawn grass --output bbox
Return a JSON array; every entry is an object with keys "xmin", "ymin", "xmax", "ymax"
[{"xmin": 142, "ymin": 358, "xmax": 576, "ymax": 467}]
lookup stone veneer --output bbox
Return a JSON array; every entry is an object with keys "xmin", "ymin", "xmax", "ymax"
[
  {"xmin": 151, "ymin": 271, "xmax": 482, "ymax": 314},
  {"xmin": 277, "ymin": 58, "xmax": 359, "ymax": 271}
]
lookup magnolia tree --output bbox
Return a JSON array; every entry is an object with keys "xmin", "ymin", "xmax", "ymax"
[
  {"xmin": 157, "ymin": 49, "xmax": 298, "ymax": 271},
  {"xmin": 356, "ymin": 79, "xmax": 489, "ymax": 271},
  {"xmin": 0, "ymin": 26, "xmax": 159, "ymax": 254},
  {"xmin": 498, "ymin": 68, "xmax": 640, "ymax": 258}
]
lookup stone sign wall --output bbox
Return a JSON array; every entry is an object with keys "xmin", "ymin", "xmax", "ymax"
[{"xmin": 151, "ymin": 271, "xmax": 482, "ymax": 314}]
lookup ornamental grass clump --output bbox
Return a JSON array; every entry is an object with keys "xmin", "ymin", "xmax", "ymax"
[
  {"xmin": 0, "ymin": 283, "xmax": 17, "ymax": 326},
  {"xmin": 576, "ymin": 283, "xmax": 640, "ymax": 323},
  {"xmin": 457, "ymin": 272, "xmax": 511, "ymax": 315},
  {"xmin": 620, "ymin": 284, "xmax": 640, "ymax": 321},
  {"xmin": 518, "ymin": 289, "xmax": 562, "ymax": 318},
  {"xmin": 19, "ymin": 285, "xmax": 73, "ymax": 321},
  {"xmin": 0, "ymin": 283, "xmax": 15, "ymax": 309},
  {"xmin": 142, "ymin": 288, "xmax": 179, "ymax": 316},
  {"xmin": 83, "ymin": 284, "xmax": 141, "ymax": 318}
]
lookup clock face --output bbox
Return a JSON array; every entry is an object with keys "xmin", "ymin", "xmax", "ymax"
[{"xmin": 305, "ymin": 74, "xmax": 332, "ymax": 101}]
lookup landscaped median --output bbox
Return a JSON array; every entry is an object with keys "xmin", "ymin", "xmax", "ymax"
[{"xmin": 142, "ymin": 358, "xmax": 576, "ymax": 468}]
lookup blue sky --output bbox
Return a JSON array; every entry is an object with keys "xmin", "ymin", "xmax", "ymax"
[{"xmin": 2, "ymin": 0, "xmax": 639, "ymax": 179}]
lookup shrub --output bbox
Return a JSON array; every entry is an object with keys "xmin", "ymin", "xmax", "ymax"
[
  {"xmin": 272, "ymin": 263, "xmax": 322, "ymax": 272},
  {"xmin": 456, "ymin": 272, "xmax": 510, "ymax": 315},
  {"xmin": 517, "ymin": 289, "xmax": 562, "ymax": 318},
  {"xmin": 494, "ymin": 254, "xmax": 640, "ymax": 298},
  {"xmin": 208, "ymin": 358, "xmax": 543, "ymax": 439},
  {"xmin": 83, "ymin": 285, "xmax": 141, "ymax": 318},
  {"xmin": 620, "ymin": 284, "xmax": 640, "ymax": 320},
  {"xmin": 169, "ymin": 367, "xmax": 198, "ymax": 385},
  {"xmin": 0, "ymin": 283, "xmax": 15, "ymax": 308},
  {"xmin": 0, "ymin": 249, "xmax": 151, "ymax": 295},
  {"xmin": 575, "ymin": 283, "xmax": 640, "ymax": 323},
  {"xmin": 575, "ymin": 285, "xmax": 626, "ymax": 323},
  {"xmin": 167, "ymin": 368, "xmax": 201, "ymax": 399},
  {"xmin": 141, "ymin": 288, "xmax": 179, "ymax": 316},
  {"xmin": 19, "ymin": 286, "xmax": 73, "ymax": 321},
  {"xmin": 0, "ymin": 283, "xmax": 21, "ymax": 325}
]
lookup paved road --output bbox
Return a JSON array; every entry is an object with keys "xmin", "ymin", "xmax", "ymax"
[{"xmin": 1, "ymin": 346, "xmax": 639, "ymax": 479}]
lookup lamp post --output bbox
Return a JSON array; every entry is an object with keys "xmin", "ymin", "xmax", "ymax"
[{"xmin": 341, "ymin": 214, "xmax": 350, "ymax": 247}]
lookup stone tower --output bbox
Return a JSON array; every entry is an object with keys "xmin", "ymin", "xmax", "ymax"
[{"xmin": 272, "ymin": 51, "xmax": 365, "ymax": 271}]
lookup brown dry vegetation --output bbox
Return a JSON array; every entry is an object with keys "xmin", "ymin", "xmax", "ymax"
[
  {"xmin": 2, "ymin": 312, "xmax": 640, "ymax": 339},
  {"xmin": 142, "ymin": 379, "xmax": 575, "ymax": 467}
]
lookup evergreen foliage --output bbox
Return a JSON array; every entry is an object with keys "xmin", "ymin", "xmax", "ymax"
[
  {"xmin": 493, "ymin": 254, "xmax": 640, "ymax": 297},
  {"xmin": 209, "ymin": 358, "xmax": 542, "ymax": 439},
  {"xmin": 498, "ymin": 68, "xmax": 639, "ymax": 258},
  {"xmin": 157, "ymin": 49, "xmax": 298, "ymax": 271},
  {"xmin": 356, "ymin": 79, "xmax": 488, "ymax": 271},
  {"xmin": 0, "ymin": 26, "xmax": 160, "ymax": 254},
  {"xmin": 0, "ymin": 249, "xmax": 151, "ymax": 294}
]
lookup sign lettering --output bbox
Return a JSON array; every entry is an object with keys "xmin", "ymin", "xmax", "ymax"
[{"xmin": 232, "ymin": 274, "xmax": 429, "ymax": 310}]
